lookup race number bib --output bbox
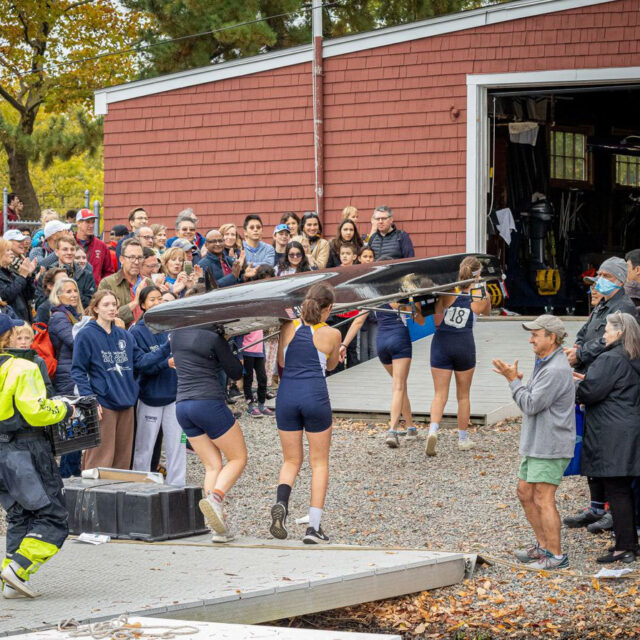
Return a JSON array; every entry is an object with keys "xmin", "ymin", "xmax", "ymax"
[{"xmin": 443, "ymin": 306, "xmax": 470, "ymax": 329}]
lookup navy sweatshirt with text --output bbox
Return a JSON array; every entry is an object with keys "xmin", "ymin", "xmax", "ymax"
[
  {"xmin": 71, "ymin": 319, "xmax": 170, "ymax": 410},
  {"xmin": 129, "ymin": 317, "xmax": 177, "ymax": 407}
]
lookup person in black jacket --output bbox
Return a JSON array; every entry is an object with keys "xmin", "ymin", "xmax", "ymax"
[
  {"xmin": 0, "ymin": 238, "xmax": 36, "ymax": 322},
  {"xmin": 564, "ymin": 257, "xmax": 638, "ymax": 533},
  {"xmin": 171, "ymin": 324, "xmax": 246, "ymax": 543},
  {"xmin": 48, "ymin": 278, "xmax": 84, "ymax": 478},
  {"xmin": 199, "ymin": 229, "xmax": 244, "ymax": 287},
  {"xmin": 575, "ymin": 311, "xmax": 640, "ymax": 564}
]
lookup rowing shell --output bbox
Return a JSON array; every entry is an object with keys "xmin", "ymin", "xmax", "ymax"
[{"xmin": 144, "ymin": 253, "xmax": 504, "ymax": 336}]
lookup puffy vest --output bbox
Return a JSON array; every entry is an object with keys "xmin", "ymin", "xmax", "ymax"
[{"xmin": 368, "ymin": 227, "xmax": 404, "ymax": 261}]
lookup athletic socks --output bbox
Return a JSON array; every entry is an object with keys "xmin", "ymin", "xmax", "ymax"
[
  {"xmin": 213, "ymin": 489, "xmax": 225, "ymax": 503},
  {"xmin": 276, "ymin": 484, "xmax": 292, "ymax": 510},
  {"xmin": 428, "ymin": 422, "xmax": 439, "ymax": 436},
  {"xmin": 309, "ymin": 507, "xmax": 323, "ymax": 531},
  {"xmin": 590, "ymin": 501, "xmax": 606, "ymax": 515},
  {"xmin": 458, "ymin": 430, "xmax": 469, "ymax": 441}
]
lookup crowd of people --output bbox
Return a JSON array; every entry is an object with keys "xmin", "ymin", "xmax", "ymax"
[{"xmin": 2, "ymin": 195, "xmax": 640, "ymax": 599}]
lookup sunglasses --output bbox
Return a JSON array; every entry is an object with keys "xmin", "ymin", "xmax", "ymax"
[{"xmin": 288, "ymin": 252, "xmax": 302, "ymax": 258}]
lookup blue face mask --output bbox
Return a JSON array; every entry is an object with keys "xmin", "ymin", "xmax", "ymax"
[{"xmin": 594, "ymin": 276, "xmax": 621, "ymax": 296}]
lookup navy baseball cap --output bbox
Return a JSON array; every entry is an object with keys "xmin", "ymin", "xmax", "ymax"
[{"xmin": 0, "ymin": 315, "xmax": 24, "ymax": 335}]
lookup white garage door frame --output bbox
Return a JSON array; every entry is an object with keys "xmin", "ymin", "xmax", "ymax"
[{"xmin": 465, "ymin": 66, "xmax": 640, "ymax": 252}]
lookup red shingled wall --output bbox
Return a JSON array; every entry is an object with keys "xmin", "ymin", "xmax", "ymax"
[{"xmin": 103, "ymin": 0, "xmax": 640, "ymax": 256}]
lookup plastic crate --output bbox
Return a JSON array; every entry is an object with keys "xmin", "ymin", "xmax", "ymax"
[{"xmin": 49, "ymin": 396, "xmax": 101, "ymax": 456}]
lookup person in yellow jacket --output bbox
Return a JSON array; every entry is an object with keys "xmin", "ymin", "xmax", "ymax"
[{"xmin": 0, "ymin": 315, "xmax": 72, "ymax": 599}]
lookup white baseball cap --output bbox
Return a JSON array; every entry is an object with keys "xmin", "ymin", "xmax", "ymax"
[
  {"xmin": 3, "ymin": 229, "xmax": 26, "ymax": 242},
  {"xmin": 44, "ymin": 220, "xmax": 71, "ymax": 239}
]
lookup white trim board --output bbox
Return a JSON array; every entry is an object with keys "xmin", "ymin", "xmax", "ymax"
[
  {"xmin": 95, "ymin": 0, "xmax": 616, "ymax": 114},
  {"xmin": 465, "ymin": 66, "xmax": 640, "ymax": 253}
]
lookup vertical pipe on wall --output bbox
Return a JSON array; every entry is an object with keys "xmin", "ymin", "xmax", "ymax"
[
  {"xmin": 2, "ymin": 188, "xmax": 7, "ymax": 235},
  {"xmin": 312, "ymin": 0, "xmax": 324, "ymax": 223}
]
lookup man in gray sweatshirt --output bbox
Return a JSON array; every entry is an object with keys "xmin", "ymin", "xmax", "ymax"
[{"xmin": 493, "ymin": 315, "xmax": 575, "ymax": 571}]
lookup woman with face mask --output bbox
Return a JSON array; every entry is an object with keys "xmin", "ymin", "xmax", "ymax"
[{"xmin": 300, "ymin": 212, "xmax": 330, "ymax": 270}]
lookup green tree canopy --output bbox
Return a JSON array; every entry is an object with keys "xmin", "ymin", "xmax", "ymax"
[{"xmin": 0, "ymin": 0, "xmax": 143, "ymax": 217}]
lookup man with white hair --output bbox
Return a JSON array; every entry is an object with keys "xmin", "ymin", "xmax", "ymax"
[
  {"xmin": 493, "ymin": 315, "xmax": 575, "ymax": 570},
  {"xmin": 29, "ymin": 220, "xmax": 72, "ymax": 269}
]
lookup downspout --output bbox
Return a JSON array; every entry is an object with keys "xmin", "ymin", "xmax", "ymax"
[{"xmin": 312, "ymin": 0, "xmax": 324, "ymax": 224}]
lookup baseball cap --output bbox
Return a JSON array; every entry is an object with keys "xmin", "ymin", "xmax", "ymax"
[
  {"xmin": 274, "ymin": 223, "xmax": 291, "ymax": 234},
  {"xmin": 111, "ymin": 224, "xmax": 129, "ymax": 238},
  {"xmin": 76, "ymin": 208, "xmax": 97, "ymax": 222},
  {"xmin": 522, "ymin": 315, "xmax": 567, "ymax": 339},
  {"xmin": 598, "ymin": 256, "xmax": 627, "ymax": 285},
  {"xmin": 0, "ymin": 315, "xmax": 24, "ymax": 336},
  {"xmin": 3, "ymin": 229, "xmax": 26, "ymax": 242},
  {"xmin": 44, "ymin": 220, "xmax": 71, "ymax": 239},
  {"xmin": 172, "ymin": 237, "xmax": 197, "ymax": 253}
]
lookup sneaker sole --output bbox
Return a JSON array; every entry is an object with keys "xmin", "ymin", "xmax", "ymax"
[
  {"xmin": 385, "ymin": 438, "xmax": 399, "ymax": 448},
  {"xmin": 425, "ymin": 433, "xmax": 437, "ymax": 456},
  {"xmin": 303, "ymin": 535, "xmax": 329, "ymax": 545},
  {"xmin": 199, "ymin": 498, "xmax": 227, "ymax": 534},
  {"xmin": 0, "ymin": 569, "xmax": 38, "ymax": 599},
  {"xmin": 270, "ymin": 503, "xmax": 288, "ymax": 540},
  {"xmin": 211, "ymin": 533, "xmax": 235, "ymax": 544}
]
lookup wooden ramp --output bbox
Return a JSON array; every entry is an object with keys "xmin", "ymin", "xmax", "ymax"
[
  {"xmin": 326, "ymin": 318, "xmax": 582, "ymax": 426},
  {"xmin": 0, "ymin": 536, "xmax": 466, "ymax": 637}
]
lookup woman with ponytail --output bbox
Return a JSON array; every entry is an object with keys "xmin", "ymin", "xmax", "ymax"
[{"xmin": 271, "ymin": 283, "xmax": 341, "ymax": 544}]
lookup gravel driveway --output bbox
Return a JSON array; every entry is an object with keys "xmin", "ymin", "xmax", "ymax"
[{"xmin": 1, "ymin": 416, "xmax": 638, "ymax": 637}]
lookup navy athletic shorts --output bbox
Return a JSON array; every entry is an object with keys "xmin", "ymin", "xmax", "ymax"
[
  {"xmin": 276, "ymin": 379, "xmax": 332, "ymax": 433},
  {"xmin": 176, "ymin": 399, "xmax": 236, "ymax": 440},
  {"xmin": 376, "ymin": 328, "xmax": 412, "ymax": 365},
  {"xmin": 430, "ymin": 332, "xmax": 476, "ymax": 371}
]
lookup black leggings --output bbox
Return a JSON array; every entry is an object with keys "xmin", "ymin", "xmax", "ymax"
[
  {"xmin": 601, "ymin": 476, "xmax": 638, "ymax": 551},
  {"xmin": 243, "ymin": 355, "xmax": 267, "ymax": 404}
]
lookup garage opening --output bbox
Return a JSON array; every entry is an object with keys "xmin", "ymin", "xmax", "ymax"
[{"xmin": 485, "ymin": 84, "xmax": 640, "ymax": 314}]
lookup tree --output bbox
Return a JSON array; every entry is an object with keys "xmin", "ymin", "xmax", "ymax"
[
  {"xmin": 124, "ymin": 0, "xmax": 514, "ymax": 77},
  {"xmin": 0, "ymin": 1, "xmax": 143, "ymax": 217}
]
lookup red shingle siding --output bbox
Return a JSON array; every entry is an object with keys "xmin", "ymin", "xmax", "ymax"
[{"xmin": 104, "ymin": 0, "xmax": 640, "ymax": 255}]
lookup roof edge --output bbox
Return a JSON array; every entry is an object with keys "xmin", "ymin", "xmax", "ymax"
[{"xmin": 95, "ymin": 0, "xmax": 616, "ymax": 114}]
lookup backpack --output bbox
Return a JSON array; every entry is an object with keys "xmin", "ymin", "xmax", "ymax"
[{"xmin": 32, "ymin": 322, "xmax": 57, "ymax": 377}]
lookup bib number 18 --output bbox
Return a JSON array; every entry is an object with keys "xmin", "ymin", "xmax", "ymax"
[{"xmin": 443, "ymin": 306, "xmax": 470, "ymax": 328}]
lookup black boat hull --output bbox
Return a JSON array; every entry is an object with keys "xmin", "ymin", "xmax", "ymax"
[{"xmin": 144, "ymin": 253, "xmax": 503, "ymax": 336}]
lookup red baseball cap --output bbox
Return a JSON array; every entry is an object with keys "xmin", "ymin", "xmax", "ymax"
[{"xmin": 76, "ymin": 208, "xmax": 97, "ymax": 222}]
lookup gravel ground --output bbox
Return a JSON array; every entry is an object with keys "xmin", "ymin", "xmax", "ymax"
[{"xmin": 1, "ymin": 413, "xmax": 638, "ymax": 637}]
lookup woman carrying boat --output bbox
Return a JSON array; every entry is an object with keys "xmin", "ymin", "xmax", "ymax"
[
  {"xmin": 426, "ymin": 256, "xmax": 491, "ymax": 456},
  {"xmin": 340, "ymin": 300, "xmax": 424, "ymax": 448},
  {"xmin": 270, "ymin": 283, "xmax": 342, "ymax": 544},
  {"xmin": 171, "ymin": 322, "xmax": 247, "ymax": 543}
]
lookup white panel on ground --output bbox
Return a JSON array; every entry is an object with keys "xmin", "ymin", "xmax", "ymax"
[{"xmin": 1, "ymin": 617, "xmax": 401, "ymax": 640}]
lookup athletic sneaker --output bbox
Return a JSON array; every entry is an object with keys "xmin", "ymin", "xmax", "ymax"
[
  {"xmin": 2, "ymin": 583, "xmax": 31, "ymax": 599},
  {"xmin": 406, "ymin": 426, "xmax": 418, "ymax": 438},
  {"xmin": 270, "ymin": 502, "xmax": 288, "ymax": 539},
  {"xmin": 563, "ymin": 507, "xmax": 603, "ymax": 528},
  {"xmin": 198, "ymin": 494, "xmax": 228, "ymax": 535},
  {"xmin": 385, "ymin": 430, "xmax": 399, "ymax": 448},
  {"xmin": 211, "ymin": 531, "xmax": 236, "ymax": 544},
  {"xmin": 530, "ymin": 551, "xmax": 569, "ymax": 570},
  {"xmin": 247, "ymin": 403, "xmax": 263, "ymax": 418},
  {"xmin": 303, "ymin": 526, "xmax": 330, "ymax": 544},
  {"xmin": 228, "ymin": 384, "xmax": 242, "ymax": 399},
  {"xmin": 514, "ymin": 543, "xmax": 546, "ymax": 564},
  {"xmin": 258, "ymin": 405, "xmax": 274, "ymax": 417},
  {"xmin": 458, "ymin": 439, "xmax": 476, "ymax": 451},
  {"xmin": 425, "ymin": 432, "xmax": 438, "ymax": 456},
  {"xmin": 0, "ymin": 562, "xmax": 39, "ymax": 598}
]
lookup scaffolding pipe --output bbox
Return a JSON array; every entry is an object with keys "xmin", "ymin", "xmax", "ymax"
[
  {"xmin": 84, "ymin": 189, "xmax": 90, "ymax": 208},
  {"xmin": 93, "ymin": 200, "xmax": 101, "ymax": 238},
  {"xmin": 312, "ymin": 0, "xmax": 324, "ymax": 224}
]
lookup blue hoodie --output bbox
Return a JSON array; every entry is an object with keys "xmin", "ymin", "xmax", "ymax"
[
  {"xmin": 129, "ymin": 317, "xmax": 177, "ymax": 407},
  {"xmin": 71, "ymin": 320, "xmax": 170, "ymax": 410}
]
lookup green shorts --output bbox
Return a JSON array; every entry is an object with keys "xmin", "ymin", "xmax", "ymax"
[{"xmin": 518, "ymin": 456, "xmax": 571, "ymax": 486}]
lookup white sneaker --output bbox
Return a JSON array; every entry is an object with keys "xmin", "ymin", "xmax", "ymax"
[
  {"xmin": 199, "ymin": 494, "xmax": 228, "ymax": 534},
  {"xmin": 1, "ymin": 563, "xmax": 40, "ymax": 598},
  {"xmin": 425, "ymin": 432, "xmax": 438, "ymax": 456},
  {"xmin": 458, "ymin": 439, "xmax": 476, "ymax": 451},
  {"xmin": 3, "ymin": 583, "xmax": 29, "ymax": 599},
  {"xmin": 211, "ymin": 531, "xmax": 235, "ymax": 543}
]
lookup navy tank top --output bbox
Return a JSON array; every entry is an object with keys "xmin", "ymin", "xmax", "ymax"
[
  {"xmin": 282, "ymin": 320, "xmax": 328, "ymax": 380},
  {"xmin": 436, "ymin": 292, "xmax": 474, "ymax": 334}
]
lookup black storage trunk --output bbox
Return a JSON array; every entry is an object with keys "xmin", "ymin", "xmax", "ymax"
[{"xmin": 63, "ymin": 478, "xmax": 209, "ymax": 541}]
